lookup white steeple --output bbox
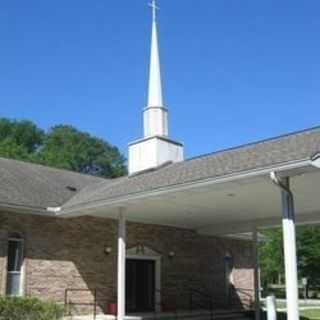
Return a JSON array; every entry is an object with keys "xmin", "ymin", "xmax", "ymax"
[
  {"xmin": 147, "ymin": 0, "xmax": 163, "ymax": 107},
  {"xmin": 128, "ymin": 1, "xmax": 184, "ymax": 175},
  {"xmin": 144, "ymin": 0, "xmax": 168, "ymax": 137}
]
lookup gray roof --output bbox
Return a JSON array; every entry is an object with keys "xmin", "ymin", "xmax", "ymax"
[
  {"xmin": 0, "ymin": 157, "xmax": 105, "ymax": 211},
  {"xmin": 1, "ymin": 126, "xmax": 320, "ymax": 214},
  {"xmin": 62, "ymin": 126, "xmax": 320, "ymax": 212}
]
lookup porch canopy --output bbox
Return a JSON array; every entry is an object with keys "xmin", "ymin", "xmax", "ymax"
[
  {"xmin": 59, "ymin": 127, "xmax": 320, "ymax": 235},
  {"xmin": 60, "ymin": 161, "xmax": 320, "ymax": 235},
  {"xmin": 57, "ymin": 127, "xmax": 320, "ymax": 320}
]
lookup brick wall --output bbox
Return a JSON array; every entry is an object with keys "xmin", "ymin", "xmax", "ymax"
[{"xmin": 0, "ymin": 211, "xmax": 254, "ymax": 314}]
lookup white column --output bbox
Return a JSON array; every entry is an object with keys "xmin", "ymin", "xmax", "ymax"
[
  {"xmin": 117, "ymin": 208, "xmax": 126, "ymax": 320},
  {"xmin": 253, "ymin": 228, "xmax": 261, "ymax": 320},
  {"xmin": 281, "ymin": 178, "xmax": 299, "ymax": 320}
]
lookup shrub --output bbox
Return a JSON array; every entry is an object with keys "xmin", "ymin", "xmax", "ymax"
[{"xmin": 0, "ymin": 296, "xmax": 64, "ymax": 320}]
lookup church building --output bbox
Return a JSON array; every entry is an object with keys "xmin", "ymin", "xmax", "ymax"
[{"xmin": 1, "ymin": 2, "xmax": 320, "ymax": 320}]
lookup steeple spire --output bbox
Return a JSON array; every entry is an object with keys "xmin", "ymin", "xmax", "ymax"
[
  {"xmin": 144, "ymin": 0, "xmax": 167, "ymax": 137},
  {"xmin": 147, "ymin": 0, "xmax": 163, "ymax": 108},
  {"xmin": 128, "ymin": 1, "xmax": 184, "ymax": 175}
]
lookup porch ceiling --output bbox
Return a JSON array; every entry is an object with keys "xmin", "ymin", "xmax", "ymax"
[{"xmin": 65, "ymin": 165, "xmax": 320, "ymax": 235}]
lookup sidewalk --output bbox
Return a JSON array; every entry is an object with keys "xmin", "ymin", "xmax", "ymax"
[{"xmin": 261, "ymin": 298, "xmax": 320, "ymax": 306}]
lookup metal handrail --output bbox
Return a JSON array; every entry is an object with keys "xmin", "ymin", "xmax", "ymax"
[
  {"xmin": 189, "ymin": 287, "xmax": 213, "ymax": 300},
  {"xmin": 154, "ymin": 288, "xmax": 179, "ymax": 320},
  {"xmin": 234, "ymin": 288, "xmax": 254, "ymax": 302},
  {"xmin": 228, "ymin": 287, "xmax": 254, "ymax": 310},
  {"xmin": 64, "ymin": 288, "xmax": 97, "ymax": 320},
  {"xmin": 189, "ymin": 287, "xmax": 214, "ymax": 320}
]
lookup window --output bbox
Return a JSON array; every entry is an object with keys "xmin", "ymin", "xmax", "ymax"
[{"xmin": 6, "ymin": 235, "xmax": 24, "ymax": 296}]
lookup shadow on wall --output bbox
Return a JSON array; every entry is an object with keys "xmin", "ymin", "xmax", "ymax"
[
  {"xmin": 159, "ymin": 237, "xmax": 254, "ymax": 312},
  {"xmin": 223, "ymin": 250, "xmax": 255, "ymax": 310},
  {"xmin": 0, "ymin": 211, "xmax": 255, "ymax": 315}
]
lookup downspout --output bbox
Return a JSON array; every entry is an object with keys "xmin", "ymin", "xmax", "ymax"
[
  {"xmin": 270, "ymin": 172, "xmax": 294, "ymax": 208},
  {"xmin": 311, "ymin": 152, "xmax": 320, "ymax": 168}
]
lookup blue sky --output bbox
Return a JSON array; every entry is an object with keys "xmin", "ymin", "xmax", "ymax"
[{"xmin": 0, "ymin": 1, "xmax": 319, "ymax": 158}]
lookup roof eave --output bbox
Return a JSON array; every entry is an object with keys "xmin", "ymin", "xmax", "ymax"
[{"xmin": 58, "ymin": 157, "xmax": 314, "ymax": 218}]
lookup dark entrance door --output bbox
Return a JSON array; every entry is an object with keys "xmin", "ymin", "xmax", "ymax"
[{"xmin": 126, "ymin": 259, "xmax": 155, "ymax": 313}]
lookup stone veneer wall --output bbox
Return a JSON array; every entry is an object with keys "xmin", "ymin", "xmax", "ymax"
[{"xmin": 0, "ymin": 211, "xmax": 254, "ymax": 314}]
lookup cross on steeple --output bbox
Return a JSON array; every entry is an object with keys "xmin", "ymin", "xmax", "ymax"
[{"xmin": 149, "ymin": 0, "xmax": 159, "ymax": 22}]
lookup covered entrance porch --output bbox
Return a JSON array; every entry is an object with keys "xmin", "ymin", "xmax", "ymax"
[{"xmin": 60, "ymin": 154, "xmax": 320, "ymax": 320}]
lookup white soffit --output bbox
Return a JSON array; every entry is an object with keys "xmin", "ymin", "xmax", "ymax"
[{"xmin": 89, "ymin": 169, "xmax": 320, "ymax": 234}]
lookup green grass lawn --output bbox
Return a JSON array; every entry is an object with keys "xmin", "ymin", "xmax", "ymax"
[
  {"xmin": 300, "ymin": 309, "xmax": 320, "ymax": 320},
  {"xmin": 273, "ymin": 309, "xmax": 320, "ymax": 320}
]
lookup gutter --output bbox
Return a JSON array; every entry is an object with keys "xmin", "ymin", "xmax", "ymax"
[
  {"xmin": 59, "ymin": 158, "xmax": 314, "ymax": 217},
  {"xmin": 311, "ymin": 152, "xmax": 320, "ymax": 168},
  {"xmin": 0, "ymin": 203, "xmax": 55, "ymax": 216}
]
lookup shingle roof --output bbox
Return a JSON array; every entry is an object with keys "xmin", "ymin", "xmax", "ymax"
[
  {"xmin": 62, "ymin": 126, "xmax": 320, "ymax": 212},
  {"xmin": 0, "ymin": 157, "xmax": 105, "ymax": 211},
  {"xmin": 1, "ymin": 126, "xmax": 320, "ymax": 214}
]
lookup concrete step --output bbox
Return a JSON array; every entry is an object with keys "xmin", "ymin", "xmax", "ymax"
[{"xmin": 173, "ymin": 311, "xmax": 251, "ymax": 320}]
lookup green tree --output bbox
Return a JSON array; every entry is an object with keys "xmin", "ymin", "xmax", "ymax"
[
  {"xmin": 0, "ymin": 118, "xmax": 44, "ymax": 159},
  {"xmin": 0, "ymin": 118, "xmax": 126, "ymax": 178},
  {"xmin": 260, "ymin": 225, "xmax": 320, "ymax": 297},
  {"xmin": 37, "ymin": 125, "xmax": 126, "ymax": 177},
  {"xmin": 0, "ymin": 139, "xmax": 31, "ymax": 160},
  {"xmin": 259, "ymin": 228, "xmax": 284, "ymax": 286},
  {"xmin": 297, "ymin": 226, "xmax": 320, "ymax": 293}
]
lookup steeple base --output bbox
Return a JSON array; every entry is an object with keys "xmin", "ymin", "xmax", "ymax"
[{"xmin": 128, "ymin": 136, "xmax": 183, "ymax": 175}]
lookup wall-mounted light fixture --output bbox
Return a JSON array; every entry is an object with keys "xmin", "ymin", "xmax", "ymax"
[
  {"xmin": 104, "ymin": 247, "xmax": 112, "ymax": 255},
  {"xmin": 168, "ymin": 251, "xmax": 175, "ymax": 258},
  {"xmin": 224, "ymin": 251, "xmax": 233, "ymax": 261}
]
